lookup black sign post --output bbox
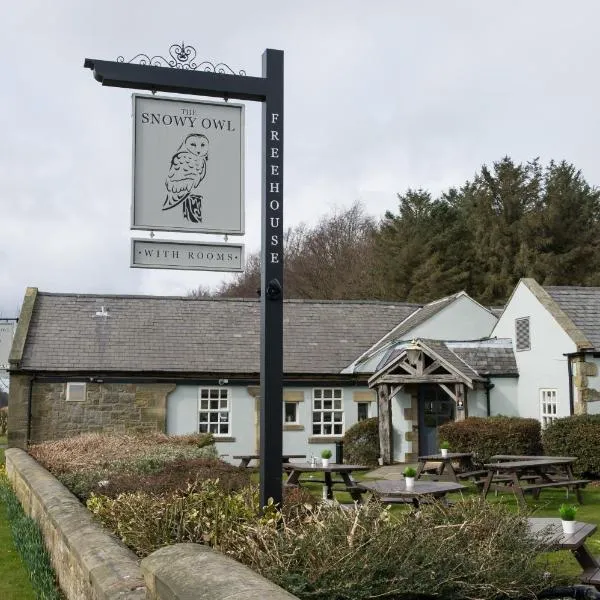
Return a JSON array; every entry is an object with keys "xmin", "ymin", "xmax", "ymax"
[{"xmin": 84, "ymin": 44, "xmax": 284, "ymax": 508}]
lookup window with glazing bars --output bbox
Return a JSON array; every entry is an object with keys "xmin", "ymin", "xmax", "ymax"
[
  {"xmin": 312, "ymin": 388, "xmax": 343, "ymax": 435},
  {"xmin": 199, "ymin": 388, "xmax": 230, "ymax": 435}
]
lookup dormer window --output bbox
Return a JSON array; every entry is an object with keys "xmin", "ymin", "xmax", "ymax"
[{"xmin": 515, "ymin": 317, "xmax": 531, "ymax": 351}]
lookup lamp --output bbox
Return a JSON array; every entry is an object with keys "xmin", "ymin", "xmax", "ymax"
[{"xmin": 405, "ymin": 340, "xmax": 421, "ymax": 367}]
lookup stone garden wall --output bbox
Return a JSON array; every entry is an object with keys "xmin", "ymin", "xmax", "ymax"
[{"xmin": 5, "ymin": 448, "xmax": 298, "ymax": 600}]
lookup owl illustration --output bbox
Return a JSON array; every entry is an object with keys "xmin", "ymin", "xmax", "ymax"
[{"xmin": 163, "ymin": 133, "xmax": 209, "ymax": 223}]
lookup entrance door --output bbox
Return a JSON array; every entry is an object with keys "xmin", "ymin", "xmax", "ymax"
[{"xmin": 418, "ymin": 384, "xmax": 455, "ymax": 456}]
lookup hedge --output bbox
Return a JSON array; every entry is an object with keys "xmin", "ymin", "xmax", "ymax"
[
  {"xmin": 343, "ymin": 417, "xmax": 379, "ymax": 466},
  {"xmin": 543, "ymin": 415, "xmax": 600, "ymax": 477},
  {"xmin": 438, "ymin": 416, "xmax": 542, "ymax": 466}
]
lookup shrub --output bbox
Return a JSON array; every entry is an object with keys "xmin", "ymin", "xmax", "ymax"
[
  {"xmin": 343, "ymin": 417, "xmax": 379, "ymax": 466},
  {"xmin": 403, "ymin": 467, "xmax": 416, "ymax": 477},
  {"xmin": 0, "ymin": 407, "xmax": 7, "ymax": 436},
  {"xmin": 559, "ymin": 504, "xmax": 577, "ymax": 521},
  {"xmin": 29, "ymin": 432, "xmax": 216, "ymax": 475},
  {"xmin": 543, "ymin": 415, "xmax": 600, "ymax": 477},
  {"xmin": 87, "ymin": 481, "xmax": 268, "ymax": 556},
  {"xmin": 59, "ymin": 457, "xmax": 251, "ymax": 501},
  {"xmin": 225, "ymin": 498, "xmax": 565, "ymax": 600},
  {"xmin": 320, "ymin": 449, "xmax": 332, "ymax": 459},
  {"xmin": 438, "ymin": 416, "xmax": 542, "ymax": 466}
]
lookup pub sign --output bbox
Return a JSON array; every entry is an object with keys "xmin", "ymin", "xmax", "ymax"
[{"xmin": 131, "ymin": 95, "xmax": 245, "ymax": 235}]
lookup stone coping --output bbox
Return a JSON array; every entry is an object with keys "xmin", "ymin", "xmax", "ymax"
[
  {"xmin": 5, "ymin": 448, "xmax": 299, "ymax": 600},
  {"xmin": 5, "ymin": 448, "xmax": 146, "ymax": 600}
]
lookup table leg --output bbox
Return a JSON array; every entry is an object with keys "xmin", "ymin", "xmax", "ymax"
[
  {"xmin": 573, "ymin": 544, "xmax": 600, "ymax": 571},
  {"xmin": 324, "ymin": 471, "xmax": 334, "ymax": 500},
  {"xmin": 565, "ymin": 464, "xmax": 584, "ymax": 504},
  {"xmin": 286, "ymin": 469, "xmax": 300, "ymax": 486},
  {"xmin": 444, "ymin": 461, "xmax": 459, "ymax": 483},
  {"xmin": 415, "ymin": 460, "xmax": 426, "ymax": 480},
  {"xmin": 340, "ymin": 472, "xmax": 362, "ymax": 502},
  {"xmin": 481, "ymin": 471, "xmax": 494, "ymax": 500},
  {"xmin": 239, "ymin": 458, "xmax": 251, "ymax": 468},
  {"xmin": 509, "ymin": 471, "xmax": 527, "ymax": 507}
]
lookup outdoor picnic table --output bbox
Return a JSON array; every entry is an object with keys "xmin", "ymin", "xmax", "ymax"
[
  {"xmin": 357, "ymin": 479, "xmax": 465, "ymax": 508},
  {"xmin": 233, "ymin": 454, "xmax": 306, "ymax": 468},
  {"xmin": 416, "ymin": 452, "xmax": 485, "ymax": 483},
  {"xmin": 528, "ymin": 518, "xmax": 600, "ymax": 585},
  {"xmin": 481, "ymin": 457, "xmax": 589, "ymax": 506},
  {"xmin": 283, "ymin": 462, "xmax": 370, "ymax": 501},
  {"xmin": 490, "ymin": 454, "xmax": 578, "ymax": 461}
]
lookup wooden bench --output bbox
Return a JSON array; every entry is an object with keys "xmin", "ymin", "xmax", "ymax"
[
  {"xmin": 474, "ymin": 474, "xmax": 541, "ymax": 486},
  {"xmin": 456, "ymin": 469, "xmax": 488, "ymax": 481},
  {"xmin": 520, "ymin": 479, "xmax": 589, "ymax": 493},
  {"xmin": 581, "ymin": 566, "xmax": 600, "ymax": 586}
]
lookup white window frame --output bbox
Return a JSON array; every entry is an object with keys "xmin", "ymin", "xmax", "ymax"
[
  {"xmin": 284, "ymin": 401, "xmax": 299, "ymax": 424},
  {"xmin": 312, "ymin": 388, "xmax": 344, "ymax": 436},
  {"xmin": 66, "ymin": 382, "xmax": 86, "ymax": 402},
  {"xmin": 540, "ymin": 388, "xmax": 558, "ymax": 428},
  {"xmin": 198, "ymin": 387, "xmax": 231, "ymax": 436},
  {"xmin": 357, "ymin": 402, "xmax": 370, "ymax": 422}
]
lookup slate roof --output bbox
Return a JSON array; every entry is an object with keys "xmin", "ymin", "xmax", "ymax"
[
  {"xmin": 374, "ymin": 338, "xmax": 517, "ymax": 378},
  {"xmin": 544, "ymin": 286, "xmax": 600, "ymax": 349},
  {"xmin": 16, "ymin": 292, "xmax": 418, "ymax": 375},
  {"xmin": 446, "ymin": 339, "xmax": 518, "ymax": 376}
]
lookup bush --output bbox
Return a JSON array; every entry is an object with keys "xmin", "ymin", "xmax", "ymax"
[
  {"xmin": 543, "ymin": 415, "xmax": 600, "ymax": 477},
  {"xmin": 343, "ymin": 417, "xmax": 379, "ymax": 466},
  {"xmin": 88, "ymin": 481, "xmax": 271, "ymax": 556},
  {"xmin": 29, "ymin": 432, "xmax": 216, "ymax": 475},
  {"xmin": 0, "ymin": 407, "xmax": 7, "ymax": 435},
  {"xmin": 438, "ymin": 416, "xmax": 542, "ymax": 466},
  {"xmin": 226, "ymin": 498, "xmax": 565, "ymax": 600}
]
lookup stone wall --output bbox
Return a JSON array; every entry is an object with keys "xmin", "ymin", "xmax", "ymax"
[
  {"xmin": 6, "ymin": 448, "xmax": 298, "ymax": 600},
  {"xmin": 5, "ymin": 448, "xmax": 146, "ymax": 600},
  {"xmin": 8, "ymin": 377, "xmax": 175, "ymax": 448}
]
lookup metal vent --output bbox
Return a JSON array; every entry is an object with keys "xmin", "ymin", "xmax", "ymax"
[{"xmin": 515, "ymin": 317, "xmax": 531, "ymax": 351}]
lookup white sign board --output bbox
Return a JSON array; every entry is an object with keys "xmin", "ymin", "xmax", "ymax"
[
  {"xmin": 131, "ymin": 239, "xmax": 244, "ymax": 272},
  {"xmin": 132, "ymin": 95, "xmax": 244, "ymax": 235},
  {"xmin": 0, "ymin": 321, "xmax": 16, "ymax": 370}
]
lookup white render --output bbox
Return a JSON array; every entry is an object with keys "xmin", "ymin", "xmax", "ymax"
[{"xmin": 491, "ymin": 280, "xmax": 576, "ymax": 420}]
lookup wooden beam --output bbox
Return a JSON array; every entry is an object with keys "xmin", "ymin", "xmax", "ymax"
[
  {"xmin": 390, "ymin": 385, "xmax": 404, "ymax": 398},
  {"xmin": 423, "ymin": 360, "xmax": 442, "ymax": 375},
  {"xmin": 377, "ymin": 385, "xmax": 393, "ymax": 465},
  {"xmin": 379, "ymin": 375, "xmax": 459, "ymax": 384},
  {"xmin": 438, "ymin": 383, "xmax": 457, "ymax": 401}
]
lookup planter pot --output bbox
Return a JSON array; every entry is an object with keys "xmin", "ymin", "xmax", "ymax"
[
  {"xmin": 322, "ymin": 458, "xmax": 330, "ymax": 468},
  {"xmin": 377, "ymin": 457, "xmax": 384, "ymax": 466},
  {"xmin": 405, "ymin": 476, "xmax": 415, "ymax": 491},
  {"xmin": 562, "ymin": 519, "xmax": 576, "ymax": 535},
  {"xmin": 441, "ymin": 448, "xmax": 448, "ymax": 458}
]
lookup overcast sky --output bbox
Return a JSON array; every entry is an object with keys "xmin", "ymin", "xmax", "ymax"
[{"xmin": 1, "ymin": 1, "xmax": 600, "ymax": 316}]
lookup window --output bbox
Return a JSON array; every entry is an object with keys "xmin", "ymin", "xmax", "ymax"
[
  {"xmin": 284, "ymin": 401, "xmax": 298, "ymax": 423},
  {"xmin": 540, "ymin": 389, "xmax": 558, "ymax": 428},
  {"xmin": 357, "ymin": 402, "xmax": 370, "ymax": 422},
  {"xmin": 199, "ymin": 388, "xmax": 230, "ymax": 435},
  {"xmin": 312, "ymin": 388, "xmax": 344, "ymax": 436},
  {"xmin": 515, "ymin": 317, "xmax": 531, "ymax": 351},
  {"xmin": 66, "ymin": 382, "xmax": 86, "ymax": 402}
]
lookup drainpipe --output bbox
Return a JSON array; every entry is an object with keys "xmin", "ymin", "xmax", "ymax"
[
  {"xmin": 484, "ymin": 381, "xmax": 494, "ymax": 417},
  {"xmin": 26, "ymin": 376, "xmax": 35, "ymax": 446},
  {"xmin": 567, "ymin": 354, "xmax": 574, "ymax": 416}
]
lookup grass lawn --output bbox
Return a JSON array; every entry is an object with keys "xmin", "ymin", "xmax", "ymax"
[{"xmin": 0, "ymin": 447, "xmax": 38, "ymax": 600}]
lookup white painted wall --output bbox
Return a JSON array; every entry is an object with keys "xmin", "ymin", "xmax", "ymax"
[
  {"xmin": 166, "ymin": 384, "xmax": 377, "ymax": 465},
  {"xmin": 467, "ymin": 387, "xmax": 488, "ymax": 417},
  {"xmin": 408, "ymin": 294, "xmax": 498, "ymax": 341},
  {"xmin": 491, "ymin": 281, "xmax": 576, "ymax": 420},
  {"xmin": 488, "ymin": 378, "xmax": 520, "ymax": 416}
]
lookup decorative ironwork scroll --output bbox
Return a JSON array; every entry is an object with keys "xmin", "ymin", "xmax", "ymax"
[{"xmin": 117, "ymin": 42, "xmax": 246, "ymax": 75}]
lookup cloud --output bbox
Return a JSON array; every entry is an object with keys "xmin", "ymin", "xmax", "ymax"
[{"xmin": 2, "ymin": 0, "xmax": 600, "ymax": 313}]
